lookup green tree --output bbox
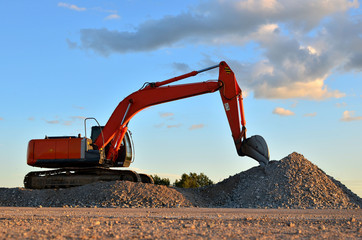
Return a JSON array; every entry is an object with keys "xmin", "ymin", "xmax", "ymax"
[
  {"xmin": 152, "ymin": 175, "xmax": 170, "ymax": 186},
  {"xmin": 174, "ymin": 172, "xmax": 213, "ymax": 188}
]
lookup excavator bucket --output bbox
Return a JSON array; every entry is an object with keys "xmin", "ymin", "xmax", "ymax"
[{"xmin": 239, "ymin": 135, "xmax": 270, "ymax": 167}]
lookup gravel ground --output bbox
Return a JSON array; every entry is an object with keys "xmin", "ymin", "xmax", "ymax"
[
  {"xmin": 1, "ymin": 152, "xmax": 362, "ymax": 239},
  {"xmin": 0, "ymin": 207, "xmax": 361, "ymax": 239}
]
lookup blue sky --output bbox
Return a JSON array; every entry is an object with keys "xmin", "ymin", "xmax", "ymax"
[{"xmin": 0, "ymin": 0, "xmax": 361, "ymax": 196}]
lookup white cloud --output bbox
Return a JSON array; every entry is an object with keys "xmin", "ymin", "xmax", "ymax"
[
  {"xmin": 46, "ymin": 119, "xmax": 60, "ymax": 124},
  {"xmin": 272, "ymin": 107, "xmax": 295, "ymax": 116},
  {"xmin": 290, "ymin": 101, "xmax": 298, "ymax": 108},
  {"xmin": 189, "ymin": 124, "xmax": 204, "ymax": 130},
  {"xmin": 253, "ymin": 78, "xmax": 345, "ymax": 100},
  {"xmin": 304, "ymin": 112, "xmax": 317, "ymax": 117},
  {"xmin": 78, "ymin": 0, "xmax": 359, "ymax": 55},
  {"xmin": 237, "ymin": 0, "xmax": 281, "ymax": 13},
  {"xmin": 336, "ymin": 102, "xmax": 347, "ymax": 108},
  {"xmin": 237, "ymin": 22, "xmax": 349, "ymax": 99},
  {"xmin": 58, "ymin": 2, "xmax": 86, "ymax": 11},
  {"xmin": 58, "ymin": 3, "xmax": 121, "ymax": 21},
  {"xmin": 71, "ymin": 116, "xmax": 86, "ymax": 120},
  {"xmin": 44, "ymin": 116, "xmax": 86, "ymax": 125},
  {"xmin": 340, "ymin": 110, "xmax": 362, "ymax": 122},
  {"xmin": 73, "ymin": 105, "xmax": 84, "ymax": 110},
  {"xmin": 167, "ymin": 124, "xmax": 182, "ymax": 129},
  {"xmin": 63, "ymin": 121, "xmax": 73, "ymax": 126},
  {"xmin": 74, "ymin": 0, "xmax": 360, "ymax": 100},
  {"xmin": 105, "ymin": 14, "xmax": 120, "ymax": 20},
  {"xmin": 155, "ymin": 113, "xmax": 176, "ymax": 128},
  {"xmin": 159, "ymin": 112, "xmax": 174, "ymax": 118}
]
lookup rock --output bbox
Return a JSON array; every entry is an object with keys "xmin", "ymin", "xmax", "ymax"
[{"xmin": 319, "ymin": 225, "xmax": 326, "ymax": 230}]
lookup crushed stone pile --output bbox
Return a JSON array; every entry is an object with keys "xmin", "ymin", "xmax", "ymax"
[
  {"xmin": 184, "ymin": 152, "xmax": 362, "ymax": 209},
  {"xmin": 0, "ymin": 152, "xmax": 361, "ymax": 209},
  {"xmin": 0, "ymin": 181, "xmax": 192, "ymax": 208}
]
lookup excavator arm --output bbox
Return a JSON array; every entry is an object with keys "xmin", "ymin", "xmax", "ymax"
[{"xmin": 95, "ymin": 61, "xmax": 269, "ymax": 166}]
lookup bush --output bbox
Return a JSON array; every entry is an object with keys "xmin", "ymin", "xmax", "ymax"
[
  {"xmin": 152, "ymin": 175, "xmax": 171, "ymax": 186},
  {"xmin": 174, "ymin": 172, "xmax": 214, "ymax": 188}
]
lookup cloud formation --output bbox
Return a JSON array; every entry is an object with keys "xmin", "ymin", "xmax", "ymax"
[
  {"xmin": 167, "ymin": 124, "xmax": 182, "ymax": 129},
  {"xmin": 58, "ymin": 2, "xmax": 86, "ymax": 11},
  {"xmin": 172, "ymin": 62, "xmax": 191, "ymax": 73},
  {"xmin": 273, "ymin": 107, "xmax": 295, "ymax": 116},
  {"xmin": 78, "ymin": 0, "xmax": 358, "ymax": 54},
  {"xmin": 189, "ymin": 124, "xmax": 205, "ymax": 130},
  {"xmin": 336, "ymin": 102, "xmax": 347, "ymax": 108},
  {"xmin": 45, "ymin": 119, "xmax": 60, "ymax": 124},
  {"xmin": 340, "ymin": 110, "xmax": 362, "ymax": 122},
  {"xmin": 58, "ymin": 2, "xmax": 119, "ymax": 21},
  {"xmin": 73, "ymin": 105, "xmax": 85, "ymax": 110},
  {"xmin": 44, "ymin": 116, "xmax": 86, "ymax": 126},
  {"xmin": 74, "ymin": 0, "xmax": 360, "ymax": 100},
  {"xmin": 304, "ymin": 112, "xmax": 317, "ymax": 117},
  {"xmin": 105, "ymin": 14, "xmax": 120, "ymax": 20},
  {"xmin": 159, "ymin": 112, "xmax": 174, "ymax": 118}
]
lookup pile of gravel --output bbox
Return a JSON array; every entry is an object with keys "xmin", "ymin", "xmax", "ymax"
[
  {"xmin": 0, "ymin": 152, "xmax": 361, "ymax": 209},
  {"xmin": 0, "ymin": 181, "xmax": 192, "ymax": 208},
  {"xmin": 185, "ymin": 152, "xmax": 362, "ymax": 209}
]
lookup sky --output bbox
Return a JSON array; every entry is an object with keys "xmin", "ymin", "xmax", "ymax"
[{"xmin": 0, "ymin": 0, "xmax": 361, "ymax": 196}]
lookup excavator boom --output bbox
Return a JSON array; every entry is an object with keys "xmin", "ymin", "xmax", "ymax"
[{"xmin": 95, "ymin": 61, "xmax": 269, "ymax": 166}]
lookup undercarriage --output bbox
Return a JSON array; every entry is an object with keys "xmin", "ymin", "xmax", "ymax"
[{"xmin": 24, "ymin": 167, "xmax": 154, "ymax": 189}]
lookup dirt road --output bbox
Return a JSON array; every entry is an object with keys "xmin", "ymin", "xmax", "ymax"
[{"xmin": 0, "ymin": 207, "xmax": 361, "ymax": 239}]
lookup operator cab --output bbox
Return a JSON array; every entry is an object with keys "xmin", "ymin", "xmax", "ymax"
[{"xmin": 90, "ymin": 126, "xmax": 134, "ymax": 167}]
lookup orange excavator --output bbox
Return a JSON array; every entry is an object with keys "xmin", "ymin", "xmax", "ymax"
[{"xmin": 25, "ymin": 61, "xmax": 269, "ymax": 189}]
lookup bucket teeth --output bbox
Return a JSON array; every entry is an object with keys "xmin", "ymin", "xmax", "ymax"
[{"xmin": 239, "ymin": 135, "xmax": 270, "ymax": 167}]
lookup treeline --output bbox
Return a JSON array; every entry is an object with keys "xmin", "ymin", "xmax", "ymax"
[{"xmin": 152, "ymin": 172, "xmax": 213, "ymax": 188}]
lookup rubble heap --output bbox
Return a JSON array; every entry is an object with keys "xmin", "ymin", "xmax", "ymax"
[
  {"xmin": 0, "ymin": 181, "xmax": 192, "ymax": 208},
  {"xmin": 188, "ymin": 152, "xmax": 362, "ymax": 209},
  {"xmin": 0, "ymin": 152, "xmax": 361, "ymax": 209}
]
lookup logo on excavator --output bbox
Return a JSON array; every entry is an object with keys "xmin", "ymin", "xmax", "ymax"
[
  {"xmin": 224, "ymin": 67, "xmax": 231, "ymax": 74},
  {"xmin": 224, "ymin": 102, "xmax": 230, "ymax": 111}
]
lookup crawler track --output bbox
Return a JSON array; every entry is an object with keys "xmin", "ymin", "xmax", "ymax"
[{"xmin": 24, "ymin": 167, "xmax": 153, "ymax": 189}]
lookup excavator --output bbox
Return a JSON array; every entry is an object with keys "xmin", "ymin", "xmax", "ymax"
[{"xmin": 25, "ymin": 61, "xmax": 270, "ymax": 189}]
